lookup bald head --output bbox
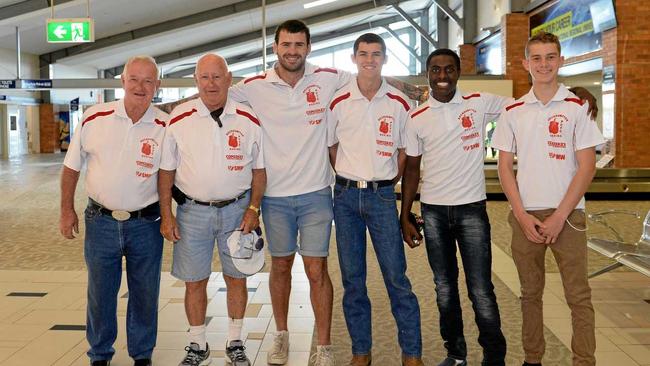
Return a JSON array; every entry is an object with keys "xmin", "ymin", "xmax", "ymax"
[{"xmin": 194, "ymin": 54, "xmax": 232, "ymax": 111}]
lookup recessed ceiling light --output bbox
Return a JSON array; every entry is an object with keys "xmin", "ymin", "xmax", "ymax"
[{"xmin": 304, "ymin": 0, "xmax": 337, "ymax": 9}]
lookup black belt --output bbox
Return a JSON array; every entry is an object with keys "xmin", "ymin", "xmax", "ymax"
[
  {"xmin": 335, "ymin": 176, "xmax": 393, "ymax": 189},
  {"xmin": 89, "ymin": 199, "xmax": 160, "ymax": 221},
  {"xmin": 187, "ymin": 191, "xmax": 247, "ymax": 208}
]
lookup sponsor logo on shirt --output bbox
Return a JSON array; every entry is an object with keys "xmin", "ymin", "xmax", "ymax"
[
  {"xmin": 548, "ymin": 114, "xmax": 568, "ymax": 137},
  {"xmin": 226, "ymin": 154, "xmax": 244, "ymax": 160},
  {"xmin": 226, "ymin": 130, "xmax": 244, "ymax": 150},
  {"xmin": 458, "ymin": 109, "xmax": 477, "ymax": 130},
  {"xmin": 378, "ymin": 115, "xmax": 394, "ymax": 137},
  {"xmin": 303, "ymin": 84, "xmax": 322, "ymax": 106},
  {"xmin": 139, "ymin": 138, "xmax": 158, "ymax": 159}
]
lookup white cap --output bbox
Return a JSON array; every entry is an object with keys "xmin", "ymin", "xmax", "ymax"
[{"xmin": 226, "ymin": 228, "xmax": 265, "ymax": 275}]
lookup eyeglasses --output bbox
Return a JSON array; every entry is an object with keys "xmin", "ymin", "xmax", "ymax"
[{"xmin": 223, "ymin": 227, "xmax": 264, "ymax": 260}]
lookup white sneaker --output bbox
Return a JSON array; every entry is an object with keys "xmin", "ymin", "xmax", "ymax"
[
  {"xmin": 267, "ymin": 331, "xmax": 289, "ymax": 365},
  {"xmin": 309, "ymin": 345, "xmax": 336, "ymax": 366}
]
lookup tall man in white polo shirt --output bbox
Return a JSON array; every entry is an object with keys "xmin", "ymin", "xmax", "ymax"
[
  {"xmin": 60, "ymin": 55, "xmax": 167, "ymax": 366},
  {"xmin": 493, "ymin": 32, "xmax": 604, "ymax": 366},
  {"xmin": 229, "ymin": 20, "xmax": 350, "ymax": 365},
  {"xmin": 327, "ymin": 33, "xmax": 423, "ymax": 366},
  {"xmin": 158, "ymin": 54, "xmax": 266, "ymax": 366}
]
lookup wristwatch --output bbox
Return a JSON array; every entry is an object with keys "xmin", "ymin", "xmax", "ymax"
[{"xmin": 248, "ymin": 205, "xmax": 260, "ymax": 216}]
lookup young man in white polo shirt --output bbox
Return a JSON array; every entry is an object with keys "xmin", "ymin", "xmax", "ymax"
[
  {"xmin": 158, "ymin": 54, "xmax": 266, "ymax": 366},
  {"xmin": 493, "ymin": 32, "xmax": 604, "ymax": 366},
  {"xmin": 60, "ymin": 56, "xmax": 168, "ymax": 366},
  {"xmin": 327, "ymin": 33, "xmax": 423, "ymax": 366}
]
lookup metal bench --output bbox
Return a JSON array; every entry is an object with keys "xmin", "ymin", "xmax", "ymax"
[{"xmin": 587, "ymin": 209, "xmax": 650, "ymax": 278}]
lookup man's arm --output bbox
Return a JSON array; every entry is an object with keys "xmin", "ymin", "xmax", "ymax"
[
  {"xmin": 538, "ymin": 147, "xmax": 596, "ymax": 243},
  {"xmin": 157, "ymin": 94, "xmax": 198, "ymax": 114},
  {"xmin": 60, "ymin": 166, "xmax": 80, "ymax": 239},
  {"xmin": 328, "ymin": 144, "xmax": 338, "ymax": 170},
  {"xmin": 158, "ymin": 168, "xmax": 180, "ymax": 242},
  {"xmin": 240, "ymin": 168, "xmax": 267, "ymax": 234},
  {"xmin": 394, "ymin": 148, "xmax": 406, "ymax": 184},
  {"xmin": 399, "ymin": 155, "xmax": 423, "ymax": 248},
  {"xmin": 386, "ymin": 77, "xmax": 429, "ymax": 103},
  {"xmin": 497, "ymin": 151, "xmax": 546, "ymax": 244}
]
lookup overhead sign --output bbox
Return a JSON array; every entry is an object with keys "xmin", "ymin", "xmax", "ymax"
[
  {"xmin": 46, "ymin": 18, "xmax": 94, "ymax": 43},
  {"xmin": 21, "ymin": 79, "xmax": 53, "ymax": 89},
  {"xmin": 0, "ymin": 80, "xmax": 16, "ymax": 89}
]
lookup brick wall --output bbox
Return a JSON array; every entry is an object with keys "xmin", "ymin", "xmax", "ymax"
[
  {"xmin": 501, "ymin": 13, "xmax": 531, "ymax": 98},
  {"xmin": 39, "ymin": 104, "xmax": 58, "ymax": 153},
  {"xmin": 459, "ymin": 44, "xmax": 477, "ymax": 75}
]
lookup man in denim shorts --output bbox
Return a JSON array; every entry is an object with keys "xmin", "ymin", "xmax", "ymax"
[{"xmin": 159, "ymin": 54, "xmax": 266, "ymax": 366}]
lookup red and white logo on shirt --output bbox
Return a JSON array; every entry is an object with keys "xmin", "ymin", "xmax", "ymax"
[
  {"xmin": 139, "ymin": 138, "xmax": 158, "ymax": 159},
  {"xmin": 458, "ymin": 109, "xmax": 477, "ymax": 130},
  {"xmin": 226, "ymin": 130, "xmax": 243, "ymax": 150},
  {"xmin": 378, "ymin": 115, "xmax": 394, "ymax": 136},
  {"xmin": 547, "ymin": 114, "xmax": 567, "ymax": 137},
  {"xmin": 303, "ymin": 84, "xmax": 321, "ymax": 105}
]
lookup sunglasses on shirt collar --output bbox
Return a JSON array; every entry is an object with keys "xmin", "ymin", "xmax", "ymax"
[{"xmin": 210, "ymin": 107, "xmax": 224, "ymax": 127}]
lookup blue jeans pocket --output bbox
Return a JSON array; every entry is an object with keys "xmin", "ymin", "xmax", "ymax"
[
  {"xmin": 376, "ymin": 186, "xmax": 396, "ymax": 202},
  {"xmin": 84, "ymin": 206, "xmax": 101, "ymax": 221}
]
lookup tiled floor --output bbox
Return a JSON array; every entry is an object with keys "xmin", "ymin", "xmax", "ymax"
[{"xmin": 0, "ymin": 258, "xmax": 314, "ymax": 366}]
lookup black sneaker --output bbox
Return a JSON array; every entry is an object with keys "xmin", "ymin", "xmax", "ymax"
[
  {"xmin": 438, "ymin": 357, "xmax": 467, "ymax": 366},
  {"xmin": 134, "ymin": 359, "xmax": 152, "ymax": 366},
  {"xmin": 225, "ymin": 340, "xmax": 250, "ymax": 366},
  {"xmin": 178, "ymin": 342, "xmax": 211, "ymax": 366},
  {"xmin": 91, "ymin": 361, "xmax": 110, "ymax": 366},
  {"xmin": 522, "ymin": 362, "xmax": 542, "ymax": 366}
]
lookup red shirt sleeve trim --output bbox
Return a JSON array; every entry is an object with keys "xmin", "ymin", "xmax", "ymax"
[
  {"xmin": 329, "ymin": 92, "xmax": 351, "ymax": 111},
  {"xmin": 410, "ymin": 106, "xmax": 430, "ymax": 119},
  {"xmin": 505, "ymin": 101, "xmax": 525, "ymax": 111},
  {"xmin": 169, "ymin": 108, "xmax": 198, "ymax": 125},
  {"xmin": 244, "ymin": 74, "xmax": 267, "ymax": 84},
  {"xmin": 462, "ymin": 93, "xmax": 481, "ymax": 100},
  {"xmin": 386, "ymin": 92, "xmax": 410, "ymax": 112},
  {"xmin": 82, "ymin": 110, "xmax": 115, "ymax": 126},
  {"xmin": 314, "ymin": 67, "xmax": 338, "ymax": 74},
  {"xmin": 236, "ymin": 109, "xmax": 260, "ymax": 126},
  {"xmin": 154, "ymin": 118, "xmax": 166, "ymax": 127},
  {"xmin": 564, "ymin": 97, "xmax": 584, "ymax": 106}
]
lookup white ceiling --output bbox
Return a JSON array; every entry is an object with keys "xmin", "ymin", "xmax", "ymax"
[{"xmin": 0, "ymin": 0, "xmax": 431, "ymax": 75}]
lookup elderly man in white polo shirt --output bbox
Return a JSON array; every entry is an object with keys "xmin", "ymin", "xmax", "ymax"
[
  {"xmin": 158, "ymin": 54, "xmax": 266, "ymax": 366},
  {"xmin": 60, "ymin": 55, "xmax": 167, "ymax": 366},
  {"xmin": 326, "ymin": 33, "xmax": 423, "ymax": 366}
]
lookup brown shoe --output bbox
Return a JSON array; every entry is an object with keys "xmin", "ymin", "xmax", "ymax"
[
  {"xmin": 349, "ymin": 353, "xmax": 371, "ymax": 366},
  {"xmin": 402, "ymin": 355, "xmax": 424, "ymax": 366}
]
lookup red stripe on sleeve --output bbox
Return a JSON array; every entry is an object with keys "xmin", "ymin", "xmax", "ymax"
[
  {"xmin": 505, "ymin": 101, "xmax": 525, "ymax": 111},
  {"xmin": 154, "ymin": 119, "xmax": 166, "ymax": 127},
  {"xmin": 329, "ymin": 92, "xmax": 351, "ymax": 111},
  {"xmin": 169, "ymin": 108, "xmax": 197, "ymax": 125},
  {"xmin": 410, "ymin": 106, "xmax": 430, "ymax": 119},
  {"xmin": 236, "ymin": 109, "xmax": 260, "ymax": 126},
  {"xmin": 82, "ymin": 110, "xmax": 115, "ymax": 126},
  {"xmin": 386, "ymin": 92, "xmax": 410, "ymax": 111},
  {"xmin": 462, "ymin": 93, "xmax": 481, "ymax": 100}
]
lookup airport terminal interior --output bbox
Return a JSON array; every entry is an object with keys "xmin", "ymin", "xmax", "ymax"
[{"xmin": 0, "ymin": 0, "xmax": 649, "ymax": 365}]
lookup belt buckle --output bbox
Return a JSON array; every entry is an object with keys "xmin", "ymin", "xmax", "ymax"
[
  {"xmin": 357, "ymin": 181, "xmax": 368, "ymax": 189},
  {"xmin": 111, "ymin": 210, "xmax": 131, "ymax": 221}
]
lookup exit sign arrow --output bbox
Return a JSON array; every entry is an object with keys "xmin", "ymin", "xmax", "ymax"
[{"xmin": 46, "ymin": 18, "xmax": 94, "ymax": 43}]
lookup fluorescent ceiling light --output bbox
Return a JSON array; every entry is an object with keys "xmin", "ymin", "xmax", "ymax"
[{"xmin": 304, "ymin": 0, "xmax": 337, "ymax": 9}]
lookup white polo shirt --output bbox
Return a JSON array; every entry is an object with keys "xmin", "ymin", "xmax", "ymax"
[
  {"xmin": 491, "ymin": 85, "xmax": 605, "ymax": 210},
  {"xmin": 405, "ymin": 89, "xmax": 511, "ymax": 205},
  {"xmin": 160, "ymin": 98, "xmax": 263, "ymax": 202},
  {"xmin": 64, "ymin": 99, "xmax": 168, "ymax": 211},
  {"xmin": 230, "ymin": 62, "xmax": 351, "ymax": 197},
  {"xmin": 327, "ymin": 78, "xmax": 411, "ymax": 181}
]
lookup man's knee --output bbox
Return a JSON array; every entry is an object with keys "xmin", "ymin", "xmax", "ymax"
[
  {"xmin": 304, "ymin": 258, "xmax": 328, "ymax": 284},
  {"xmin": 271, "ymin": 256, "xmax": 295, "ymax": 275},
  {"xmin": 185, "ymin": 278, "xmax": 209, "ymax": 296}
]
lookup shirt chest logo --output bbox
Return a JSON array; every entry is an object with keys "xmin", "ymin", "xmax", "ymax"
[
  {"xmin": 548, "ymin": 114, "xmax": 568, "ymax": 137},
  {"xmin": 226, "ymin": 130, "xmax": 243, "ymax": 150},
  {"xmin": 378, "ymin": 116, "xmax": 394, "ymax": 136},
  {"xmin": 458, "ymin": 109, "xmax": 477, "ymax": 130},
  {"xmin": 303, "ymin": 84, "xmax": 322, "ymax": 105},
  {"xmin": 140, "ymin": 138, "xmax": 158, "ymax": 159}
]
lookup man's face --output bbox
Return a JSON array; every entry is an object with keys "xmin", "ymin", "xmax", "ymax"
[
  {"xmin": 194, "ymin": 56, "xmax": 232, "ymax": 109},
  {"xmin": 352, "ymin": 42, "xmax": 386, "ymax": 78},
  {"xmin": 523, "ymin": 42, "xmax": 563, "ymax": 84},
  {"xmin": 427, "ymin": 55, "xmax": 460, "ymax": 102},
  {"xmin": 121, "ymin": 59, "xmax": 160, "ymax": 108},
  {"xmin": 273, "ymin": 30, "xmax": 310, "ymax": 72}
]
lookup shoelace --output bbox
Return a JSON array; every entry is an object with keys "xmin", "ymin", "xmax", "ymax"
[
  {"xmin": 181, "ymin": 346, "xmax": 203, "ymax": 365},
  {"xmin": 228, "ymin": 345, "xmax": 248, "ymax": 361},
  {"xmin": 270, "ymin": 334, "xmax": 285, "ymax": 356},
  {"xmin": 309, "ymin": 348, "xmax": 335, "ymax": 365}
]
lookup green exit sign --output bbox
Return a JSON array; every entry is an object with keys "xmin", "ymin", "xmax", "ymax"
[{"xmin": 46, "ymin": 18, "xmax": 94, "ymax": 43}]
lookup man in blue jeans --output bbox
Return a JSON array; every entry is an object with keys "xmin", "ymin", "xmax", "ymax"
[
  {"xmin": 400, "ymin": 49, "xmax": 508, "ymax": 366},
  {"xmin": 327, "ymin": 33, "xmax": 422, "ymax": 366},
  {"xmin": 59, "ymin": 55, "xmax": 167, "ymax": 366}
]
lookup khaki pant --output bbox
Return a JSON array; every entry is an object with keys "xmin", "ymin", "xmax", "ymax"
[{"xmin": 508, "ymin": 209, "xmax": 596, "ymax": 366}]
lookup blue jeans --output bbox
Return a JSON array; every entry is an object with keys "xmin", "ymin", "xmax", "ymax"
[
  {"xmin": 84, "ymin": 203, "xmax": 163, "ymax": 362},
  {"xmin": 421, "ymin": 200, "xmax": 506, "ymax": 365},
  {"xmin": 334, "ymin": 183, "xmax": 422, "ymax": 357}
]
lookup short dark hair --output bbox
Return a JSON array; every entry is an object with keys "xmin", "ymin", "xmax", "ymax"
[
  {"xmin": 353, "ymin": 33, "xmax": 386, "ymax": 55},
  {"xmin": 526, "ymin": 31, "xmax": 561, "ymax": 58},
  {"xmin": 274, "ymin": 19, "xmax": 310, "ymax": 44},
  {"xmin": 425, "ymin": 48, "xmax": 461, "ymax": 71}
]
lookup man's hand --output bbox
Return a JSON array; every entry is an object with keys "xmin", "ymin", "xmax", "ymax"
[
  {"xmin": 400, "ymin": 215, "xmax": 423, "ymax": 248},
  {"xmin": 539, "ymin": 212, "xmax": 567, "ymax": 244},
  {"xmin": 239, "ymin": 208, "xmax": 260, "ymax": 234},
  {"xmin": 160, "ymin": 214, "xmax": 181, "ymax": 242},
  {"xmin": 60, "ymin": 208, "xmax": 79, "ymax": 239},
  {"xmin": 514, "ymin": 212, "xmax": 546, "ymax": 244},
  {"xmin": 570, "ymin": 87, "xmax": 598, "ymax": 120}
]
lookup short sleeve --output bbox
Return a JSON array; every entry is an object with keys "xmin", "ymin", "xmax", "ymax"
[
  {"xmin": 159, "ymin": 128, "xmax": 179, "ymax": 170},
  {"xmin": 252, "ymin": 126, "xmax": 264, "ymax": 169},
  {"xmin": 63, "ymin": 122, "xmax": 84, "ymax": 171},
  {"xmin": 573, "ymin": 103, "xmax": 606, "ymax": 151},
  {"xmin": 491, "ymin": 110, "xmax": 517, "ymax": 153},
  {"xmin": 326, "ymin": 106, "xmax": 339, "ymax": 147},
  {"xmin": 404, "ymin": 116, "xmax": 423, "ymax": 157},
  {"xmin": 229, "ymin": 80, "xmax": 248, "ymax": 104}
]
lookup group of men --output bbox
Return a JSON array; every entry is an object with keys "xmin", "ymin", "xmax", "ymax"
[{"xmin": 60, "ymin": 17, "xmax": 603, "ymax": 366}]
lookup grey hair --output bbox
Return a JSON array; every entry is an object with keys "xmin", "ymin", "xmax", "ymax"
[{"xmin": 122, "ymin": 55, "xmax": 160, "ymax": 80}]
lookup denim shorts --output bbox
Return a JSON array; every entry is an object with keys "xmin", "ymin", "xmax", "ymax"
[
  {"xmin": 261, "ymin": 186, "xmax": 333, "ymax": 257},
  {"xmin": 171, "ymin": 192, "xmax": 249, "ymax": 281}
]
